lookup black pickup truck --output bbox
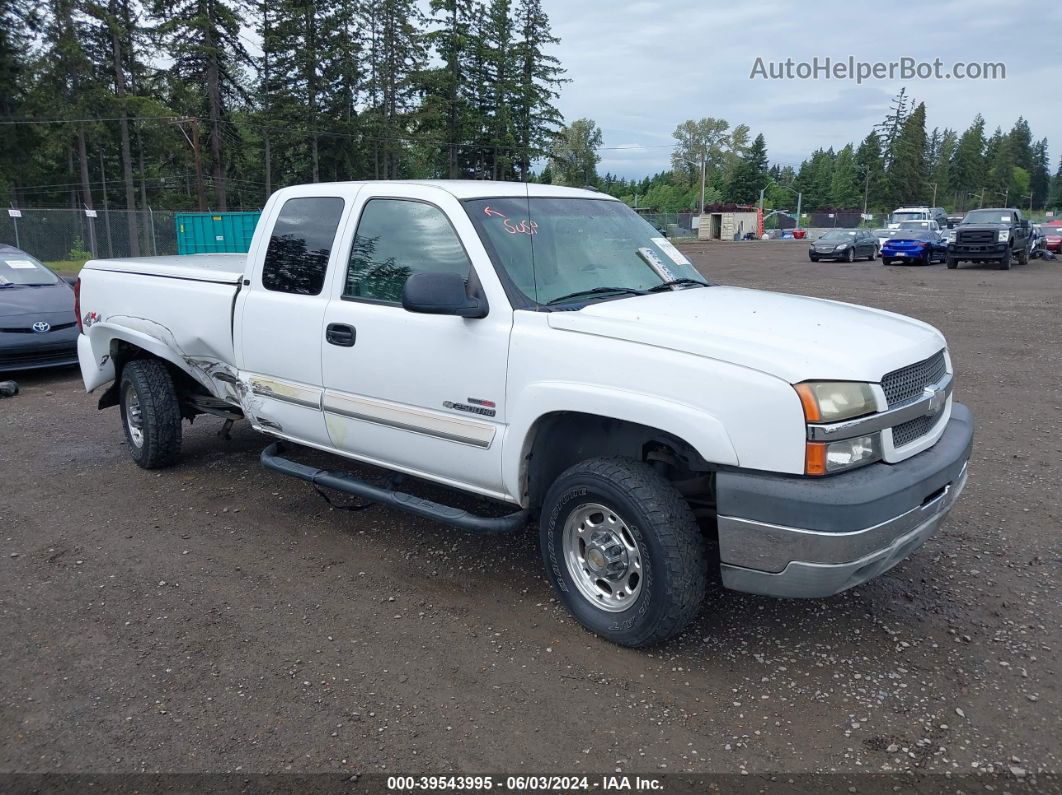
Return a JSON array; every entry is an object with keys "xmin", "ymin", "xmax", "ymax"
[{"xmin": 947, "ymin": 208, "xmax": 1032, "ymax": 270}]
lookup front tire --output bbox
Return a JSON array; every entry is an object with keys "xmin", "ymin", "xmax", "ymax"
[
  {"xmin": 845, "ymin": 247, "xmax": 855, "ymax": 263},
  {"xmin": 946, "ymin": 256, "xmax": 958, "ymax": 269},
  {"xmin": 999, "ymin": 248, "xmax": 1011, "ymax": 270},
  {"xmin": 119, "ymin": 359, "xmax": 183, "ymax": 469},
  {"xmin": 809, "ymin": 253, "xmax": 819, "ymax": 262},
  {"xmin": 539, "ymin": 457, "xmax": 706, "ymax": 647}
]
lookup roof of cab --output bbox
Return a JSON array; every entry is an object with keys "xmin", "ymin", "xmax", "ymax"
[{"xmin": 278, "ymin": 180, "xmax": 614, "ymax": 201}]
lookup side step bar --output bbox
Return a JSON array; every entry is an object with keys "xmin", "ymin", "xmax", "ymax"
[{"xmin": 260, "ymin": 441, "xmax": 529, "ymax": 534}]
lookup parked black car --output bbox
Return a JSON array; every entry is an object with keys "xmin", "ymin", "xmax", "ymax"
[
  {"xmin": 947, "ymin": 208, "xmax": 1032, "ymax": 270},
  {"xmin": 0, "ymin": 245, "xmax": 79, "ymax": 373},
  {"xmin": 808, "ymin": 229, "xmax": 878, "ymax": 262}
]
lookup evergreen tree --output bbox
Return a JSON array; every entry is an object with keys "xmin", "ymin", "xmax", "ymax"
[
  {"xmin": 829, "ymin": 143, "xmax": 861, "ymax": 208},
  {"xmin": 422, "ymin": 0, "xmax": 476, "ymax": 177},
  {"xmin": 854, "ymin": 131, "xmax": 885, "ymax": 213},
  {"xmin": 927, "ymin": 127, "xmax": 956, "ymax": 209},
  {"xmin": 724, "ymin": 132, "xmax": 768, "ymax": 204},
  {"xmin": 512, "ymin": 0, "xmax": 565, "ymax": 180},
  {"xmin": 951, "ymin": 115, "xmax": 986, "ymax": 208},
  {"xmin": 1031, "ymin": 138, "xmax": 1051, "ymax": 211},
  {"xmin": 887, "ymin": 101, "xmax": 928, "ymax": 206}
]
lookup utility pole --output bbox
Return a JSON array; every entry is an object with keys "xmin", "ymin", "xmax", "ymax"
[
  {"xmin": 929, "ymin": 181, "xmax": 938, "ymax": 206},
  {"xmin": 190, "ymin": 118, "xmax": 207, "ymax": 211},
  {"xmin": 698, "ymin": 148, "xmax": 707, "ymax": 218},
  {"xmin": 795, "ymin": 192, "xmax": 802, "ymax": 231},
  {"xmin": 978, "ymin": 188, "xmax": 985, "ymax": 208}
]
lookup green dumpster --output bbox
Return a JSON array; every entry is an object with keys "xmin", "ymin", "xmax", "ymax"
[{"xmin": 176, "ymin": 211, "xmax": 261, "ymax": 254}]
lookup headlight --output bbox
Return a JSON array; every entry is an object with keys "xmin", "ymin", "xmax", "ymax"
[
  {"xmin": 794, "ymin": 381, "xmax": 877, "ymax": 423},
  {"xmin": 806, "ymin": 435, "xmax": 882, "ymax": 475},
  {"xmin": 998, "ymin": 229, "xmax": 1010, "ymax": 242},
  {"xmin": 834, "ymin": 244, "xmax": 847, "ymax": 251}
]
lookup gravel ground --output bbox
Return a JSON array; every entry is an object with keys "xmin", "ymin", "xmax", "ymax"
[{"xmin": 0, "ymin": 242, "xmax": 1059, "ymax": 782}]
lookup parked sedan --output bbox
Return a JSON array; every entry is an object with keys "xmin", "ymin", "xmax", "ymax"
[
  {"xmin": 1036, "ymin": 224, "xmax": 1062, "ymax": 253},
  {"xmin": 0, "ymin": 245, "xmax": 79, "ymax": 373},
  {"xmin": 808, "ymin": 229, "xmax": 878, "ymax": 262},
  {"xmin": 881, "ymin": 230, "xmax": 948, "ymax": 266}
]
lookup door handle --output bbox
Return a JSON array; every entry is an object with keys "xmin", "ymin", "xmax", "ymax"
[{"xmin": 326, "ymin": 323, "xmax": 356, "ymax": 347}]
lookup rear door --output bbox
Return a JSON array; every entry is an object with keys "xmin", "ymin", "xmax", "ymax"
[
  {"xmin": 319, "ymin": 185, "xmax": 514, "ymax": 499},
  {"xmin": 234, "ymin": 188, "xmax": 356, "ymax": 446}
]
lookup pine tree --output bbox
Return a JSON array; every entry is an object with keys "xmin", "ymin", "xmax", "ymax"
[
  {"xmin": 512, "ymin": 0, "xmax": 565, "ymax": 180},
  {"xmin": 422, "ymin": 0, "xmax": 477, "ymax": 177},
  {"xmin": 854, "ymin": 131, "xmax": 885, "ymax": 213},
  {"xmin": 927, "ymin": 128, "xmax": 956, "ymax": 209},
  {"xmin": 724, "ymin": 132, "xmax": 768, "ymax": 204},
  {"xmin": 0, "ymin": 0, "xmax": 37, "ymax": 205},
  {"xmin": 1030, "ymin": 138, "xmax": 1051, "ymax": 211},
  {"xmin": 829, "ymin": 143, "xmax": 861, "ymax": 208},
  {"xmin": 549, "ymin": 117, "xmax": 601, "ymax": 186},
  {"xmin": 951, "ymin": 115, "xmax": 986, "ymax": 208},
  {"xmin": 157, "ymin": 0, "xmax": 251, "ymax": 209},
  {"xmin": 887, "ymin": 102, "xmax": 928, "ymax": 206}
]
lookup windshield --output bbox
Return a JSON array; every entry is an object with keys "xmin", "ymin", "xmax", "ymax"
[
  {"xmin": 0, "ymin": 253, "xmax": 59, "ymax": 287},
  {"xmin": 963, "ymin": 210, "xmax": 1014, "ymax": 224},
  {"xmin": 819, "ymin": 230, "xmax": 856, "ymax": 241},
  {"xmin": 892, "ymin": 211, "xmax": 927, "ymax": 222},
  {"xmin": 873, "ymin": 228, "xmax": 896, "ymax": 238},
  {"xmin": 465, "ymin": 197, "xmax": 706, "ymax": 306},
  {"xmin": 899, "ymin": 221, "xmax": 933, "ymax": 229}
]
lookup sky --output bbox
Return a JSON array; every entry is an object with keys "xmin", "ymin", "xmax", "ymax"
[{"xmin": 545, "ymin": 0, "xmax": 1060, "ymax": 179}]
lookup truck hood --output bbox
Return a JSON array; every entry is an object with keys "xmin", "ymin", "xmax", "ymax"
[{"xmin": 546, "ymin": 286, "xmax": 946, "ymax": 384}]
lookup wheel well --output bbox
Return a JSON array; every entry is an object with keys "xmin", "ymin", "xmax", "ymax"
[
  {"xmin": 96, "ymin": 340, "xmax": 207, "ymax": 420},
  {"xmin": 522, "ymin": 412, "xmax": 716, "ymax": 515}
]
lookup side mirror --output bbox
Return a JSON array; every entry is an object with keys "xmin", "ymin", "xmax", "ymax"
[{"xmin": 402, "ymin": 271, "xmax": 488, "ymax": 318}]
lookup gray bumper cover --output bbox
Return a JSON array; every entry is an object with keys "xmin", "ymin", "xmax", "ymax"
[{"xmin": 716, "ymin": 403, "xmax": 973, "ymax": 598}]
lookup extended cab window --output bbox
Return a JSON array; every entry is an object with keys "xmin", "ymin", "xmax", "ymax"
[
  {"xmin": 261, "ymin": 197, "xmax": 345, "ymax": 295},
  {"xmin": 345, "ymin": 199, "xmax": 472, "ymax": 303}
]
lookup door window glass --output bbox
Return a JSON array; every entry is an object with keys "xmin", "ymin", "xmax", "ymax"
[
  {"xmin": 261, "ymin": 197, "xmax": 345, "ymax": 295},
  {"xmin": 345, "ymin": 199, "xmax": 472, "ymax": 303}
]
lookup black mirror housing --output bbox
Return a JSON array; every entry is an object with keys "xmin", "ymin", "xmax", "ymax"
[{"xmin": 402, "ymin": 271, "xmax": 488, "ymax": 318}]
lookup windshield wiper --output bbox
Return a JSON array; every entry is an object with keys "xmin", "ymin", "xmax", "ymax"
[
  {"xmin": 647, "ymin": 278, "xmax": 709, "ymax": 292},
  {"xmin": 545, "ymin": 286, "xmax": 647, "ymax": 306}
]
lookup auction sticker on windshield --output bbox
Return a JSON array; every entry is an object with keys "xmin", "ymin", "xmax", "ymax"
[
  {"xmin": 651, "ymin": 237, "xmax": 692, "ymax": 266},
  {"xmin": 4, "ymin": 260, "xmax": 37, "ymax": 269}
]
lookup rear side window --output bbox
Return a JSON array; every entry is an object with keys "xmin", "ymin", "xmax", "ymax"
[
  {"xmin": 344, "ymin": 199, "xmax": 472, "ymax": 303},
  {"xmin": 262, "ymin": 197, "xmax": 345, "ymax": 295}
]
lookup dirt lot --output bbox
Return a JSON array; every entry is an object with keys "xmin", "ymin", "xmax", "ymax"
[{"xmin": 1, "ymin": 243, "xmax": 1059, "ymax": 781}]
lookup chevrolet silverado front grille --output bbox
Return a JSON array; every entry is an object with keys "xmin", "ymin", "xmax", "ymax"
[{"xmin": 881, "ymin": 350, "xmax": 947, "ymax": 408}]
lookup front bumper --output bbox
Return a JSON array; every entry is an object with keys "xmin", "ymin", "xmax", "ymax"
[
  {"xmin": 949, "ymin": 242, "xmax": 1007, "ymax": 260},
  {"xmin": 716, "ymin": 403, "xmax": 973, "ymax": 598},
  {"xmin": 0, "ymin": 335, "xmax": 80, "ymax": 373}
]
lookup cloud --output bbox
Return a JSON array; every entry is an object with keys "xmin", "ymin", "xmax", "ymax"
[{"xmin": 547, "ymin": 0, "xmax": 1058, "ymax": 177}]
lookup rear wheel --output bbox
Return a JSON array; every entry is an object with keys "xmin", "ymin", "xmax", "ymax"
[
  {"xmin": 119, "ymin": 359, "xmax": 183, "ymax": 469},
  {"xmin": 882, "ymin": 258, "xmax": 893, "ymax": 266},
  {"xmin": 539, "ymin": 457, "xmax": 706, "ymax": 647},
  {"xmin": 1017, "ymin": 246, "xmax": 1029, "ymax": 266}
]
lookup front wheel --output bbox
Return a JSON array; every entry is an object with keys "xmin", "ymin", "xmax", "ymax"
[
  {"xmin": 119, "ymin": 359, "xmax": 183, "ymax": 469},
  {"xmin": 999, "ymin": 248, "xmax": 1012, "ymax": 270},
  {"xmin": 809, "ymin": 253, "xmax": 819, "ymax": 262},
  {"xmin": 946, "ymin": 257, "xmax": 958, "ymax": 269},
  {"xmin": 845, "ymin": 247, "xmax": 855, "ymax": 263},
  {"xmin": 539, "ymin": 457, "xmax": 706, "ymax": 647}
]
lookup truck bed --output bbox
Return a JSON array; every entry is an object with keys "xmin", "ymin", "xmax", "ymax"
[{"xmin": 83, "ymin": 253, "xmax": 247, "ymax": 284}]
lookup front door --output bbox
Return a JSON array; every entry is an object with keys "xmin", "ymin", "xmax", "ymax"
[{"xmin": 320, "ymin": 188, "xmax": 513, "ymax": 499}]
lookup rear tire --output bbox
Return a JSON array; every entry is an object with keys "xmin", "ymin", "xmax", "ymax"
[
  {"xmin": 882, "ymin": 258, "xmax": 893, "ymax": 266},
  {"xmin": 1017, "ymin": 246, "xmax": 1029, "ymax": 266},
  {"xmin": 119, "ymin": 359, "xmax": 183, "ymax": 469},
  {"xmin": 539, "ymin": 457, "xmax": 706, "ymax": 647}
]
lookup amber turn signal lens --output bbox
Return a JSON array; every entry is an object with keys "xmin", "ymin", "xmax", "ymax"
[
  {"xmin": 794, "ymin": 383, "xmax": 822, "ymax": 423},
  {"xmin": 805, "ymin": 442, "xmax": 827, "ymax": 476}
]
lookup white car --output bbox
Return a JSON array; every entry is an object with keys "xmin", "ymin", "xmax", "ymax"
[{"xmin": 74, "ymin": 181, "xmax": 973, "ymax": 647}]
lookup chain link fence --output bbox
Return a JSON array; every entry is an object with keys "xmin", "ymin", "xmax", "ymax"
[{"xmin": 1, "ymin": 208, "xmax": 178, "ymax": 263}]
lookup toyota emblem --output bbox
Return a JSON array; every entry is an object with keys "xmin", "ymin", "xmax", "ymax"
[{"xmin": 32, "ymin": 321, "xmax": 51, "ymax": 334}]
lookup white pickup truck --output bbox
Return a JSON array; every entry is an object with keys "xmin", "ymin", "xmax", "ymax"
[{"xmin": 76, "ymin": 181, "xmax": 973, "ymax": 646}]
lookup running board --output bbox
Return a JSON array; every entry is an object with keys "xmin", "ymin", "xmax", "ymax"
[{"xmin": 260, "ymin": 442, "xmax": 528, "ymax": 534}]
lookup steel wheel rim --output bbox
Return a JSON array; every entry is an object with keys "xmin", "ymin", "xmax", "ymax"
[
  {"xmin": 124, "ymin": 383, "xmax": 145, "ymax": 448},
  {"xmin": 562, "ymin": 502, "xmax": 643, "ymax": 613}
]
